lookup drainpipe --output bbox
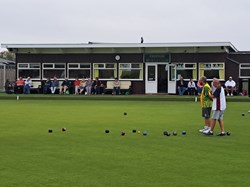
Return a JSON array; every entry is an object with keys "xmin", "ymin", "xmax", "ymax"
[
  {"xmin": 3, "ymin": 64, "xmax": 6, "ymax": 91},
  {"xmin": 248, "ymin": 78, "xmax": 250, "ymax": 97}
]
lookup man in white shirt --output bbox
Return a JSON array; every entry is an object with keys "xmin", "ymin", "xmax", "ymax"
[
  {"xmin": 187, "ymin": 79, "xmax": 196, "ymax": 95},
  {"xmin": 224, "ymin": 76, "xmax": 236, "ymax": 96},
  {"xmin": 203, "ymin": 79, "xmax": 226, "ymax": 136}
]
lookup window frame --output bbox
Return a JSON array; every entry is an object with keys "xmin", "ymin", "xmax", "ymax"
[
  {"xmin": 176, "ymin": 63, "xmax": 197, "ymax": 81},
  {"xmin": 239, "ymin": 63, "xmax": 250, "ymax": 78},
  {"xmin": 93, "ymin": 63, "xmax": 117, "ymax": 80},
  {"xmin": 17, "ymin": 63, "xmax": 41, "ymax": 80},
  {"xmin": 119, "ymin": 63, "xmax": 143, "ymax": 80},
  {"xmin": 199, "ymin": 62, "xmax": 225, "ymax": 81},
  {"xmin": 42, "ymin": 63, "xmax": 66, "ymax": 80},
  {"xmin": 67, "ymin": 63, "xmax": 91, "ymax": 79}
]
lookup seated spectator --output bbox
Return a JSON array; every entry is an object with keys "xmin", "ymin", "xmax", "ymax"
[
  {"xmin": 79, "ymin": 79, "xmax": 86, "ymax": 95},
  {"xmin": 43, "ymin": 78, "xmax": 51, "ymax": 94},
  {"xmin": 60, "ymin": 78, "xmax": 70, "ymax": 94},
  {"xmin": 74, "ymin": 78, "xmax": 81, "ymax": 95},
  {"xmin": 16, "ymin": 77, "xmax": 25, "ymax": 94},
  {"xmin": 5, "ymin": 79, "xmax": 13, "ymax": 94},
  {"xmin": 85, "ymin": 78, "xmax": 92, "ymax": 95},
  {"xmin": 23, "ymin": 77, "xmax": 32, "ymax": 94},
  {"xmin": 93, "ymin": 77, "xmax": 102, "ymax": 94},
  {"xmin": 50, "ymin": 77, "xmax": 59, "ymax": 94},
  {"xmin": 177, "ymin": 76, "xmax": 187, "ymax": 96},
  {"xmin": 113, "ymin": 78, "xmax": 121, "ymax": 95},
  {"xmin": 100, "ymin": 83, "xmax": 105, "ymax": 95},
  {"xmin": 225, "ymin": 76, "xmax": 236, "ymax": 96},
  {"xmin": 197, "ymin": 80, "xmax": 203, "ymax": 95},
  {"xmin": 187, "ymin": 79, "xmax": 196, "ymax": 95}
]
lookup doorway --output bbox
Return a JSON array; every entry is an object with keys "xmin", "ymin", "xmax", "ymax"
[
  {"xmin": 157, "ymin": 64, "xmax": 167, "ymax": 93},
  {"xmin": 145, "ymin": 64, "xmax": 157, "ymax": 94}
]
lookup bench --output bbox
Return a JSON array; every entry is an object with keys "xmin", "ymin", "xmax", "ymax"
[
  {"xmin": 31, "ymin": 81, "xmax": 42, "ymax": 94},
  {"xmin": 106, "ymin": 81, "xmax": 131, "ymax": 95}
]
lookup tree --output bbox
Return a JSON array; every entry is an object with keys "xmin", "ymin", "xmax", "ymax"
[{"xmin": 0, "ymin": 51, "xmax": 15, "ymax": 61}]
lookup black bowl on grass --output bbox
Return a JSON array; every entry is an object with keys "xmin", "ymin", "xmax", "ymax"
[{"xmin": 163, "ymin": 131, "xmax": 168, "ymax": 136}]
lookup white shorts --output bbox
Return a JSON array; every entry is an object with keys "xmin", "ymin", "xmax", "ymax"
[{"xmin": 212, "ymin": 110, "xmax": 225, "ymax": 120}]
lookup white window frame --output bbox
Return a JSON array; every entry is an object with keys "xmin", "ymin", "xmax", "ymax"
[
  {"xmin": 176, "ymin": 63, "xmax": 197, "ymax": 81},
  {"xmin": 68, "ymin": 63, "xmax": 91, "ymax": 80},
  {"xmin": 119, "ymin": 63, "xmax": 143, "ymax": 80},
  {"xmin": 42, "ymin": 63, "xmax": 66, "ymax": 80},
  {"xmin": 93, "ymin": 63, "xmax": 117, "ymax": 80},
  {"xmin": 239, "ymin": 63, "xmax": 250, "ymax": 78},
  {"xmin": 199, "ymin": 63, "xmax": 225, "ymax": 81},
  {"xmin": 17, "ymin": 63, "xmax": 41, "ymax": 80}
]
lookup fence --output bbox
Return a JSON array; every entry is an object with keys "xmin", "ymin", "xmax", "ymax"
[{"xmin": 0, "ymin": 64, "xmax": 15, "ymax": 91}]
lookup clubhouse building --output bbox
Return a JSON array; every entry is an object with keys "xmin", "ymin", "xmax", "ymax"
[{"xmin": 1, "ymin": 42, "xmax": 250, "ymax": 94}]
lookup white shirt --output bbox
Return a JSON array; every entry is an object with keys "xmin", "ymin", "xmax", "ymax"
[
  {"xmin": 25, "ymin": 79, "xmax": 32, "ymax": 87},
  {"xmin": 212, "ymin": 87, "xmax": 226, "ymax": 111},
  {"xmin": 188, "ymin": 81, "xmax": 196, "ymax": 88},
  {"xmin": 225, "ymin": 80, "xmax": 236, "ymax": 87}
]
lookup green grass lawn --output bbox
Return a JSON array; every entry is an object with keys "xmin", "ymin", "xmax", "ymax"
[{"xmin": 0, "ymin": 100, "xmax": 250, "ymax": 187}]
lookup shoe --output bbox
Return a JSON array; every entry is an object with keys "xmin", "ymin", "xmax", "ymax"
[
  {"xmin": 217, "ymin": 132, "xmax": 226, "ymax": 136},
  {"xmin": 227, "ymin": 93, "xmax": 229, "ymax": 96},
  {"xmin": 204, "ymin": 131, "xmax": 213, "ymax": 136},
  {"xmin": 203, "ymin": 129, "xmax": 210, "ymax": 134},
  {"xmin": 199, "ymin": 128, "xmax": 207, "ymax": 133}
]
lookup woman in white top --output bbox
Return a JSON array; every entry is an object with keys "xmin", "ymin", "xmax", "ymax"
[{"xmin": 23, "ymin": 77, "xmax": 32, "ymax": 94}]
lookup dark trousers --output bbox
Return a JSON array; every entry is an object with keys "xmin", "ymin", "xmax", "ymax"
[
  {"xmin": 188, "ymin": 88, "xmax": 196, "ymax": 95},
  {"xmin": 113, "ymin": 87, "xmax": 120, "ymax": 95}
]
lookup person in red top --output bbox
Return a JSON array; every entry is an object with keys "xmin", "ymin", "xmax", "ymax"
[
  {"xmin": 74, "ymin": 78, "xmax": 81, "ymax": 95},
  {"xmin": 16, "ymin": 77, "xmax": 25, "ymax": 94}
]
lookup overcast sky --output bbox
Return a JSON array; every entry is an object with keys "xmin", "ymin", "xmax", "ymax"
[{"xmin": 1, "ymin": 0, "xmax": 250, "ymax": 51}]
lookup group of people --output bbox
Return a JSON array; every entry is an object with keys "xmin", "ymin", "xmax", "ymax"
[
  {"xmin": 43, "ymin": 77, "xmax": 122, "ymax": 95},
  {"xmin": 13, "ymin": 76, "xmax": 122, "ymax": 95},
  {"xmin": 199, "ymin": 76, "xmax": 227, "ymax": 136},
  {"xmin": 177, "ymin": 77, "xmax": 200, "ymax": 96},
  {"xmin": 15, "ymin": 77, "xmax": 32, "ymax": 94},
  {"xmin": 177, "ymin": 76, "xmax": 237, "ymax": 96}
]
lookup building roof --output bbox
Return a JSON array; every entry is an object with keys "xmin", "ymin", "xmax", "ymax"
[
  {"xmin": 0, "ymin": 58, "xmax": 15, "ymax": 65},
  {"xmin": 1, "ymin": 42, "xmax": 238, "ymax": 54}
]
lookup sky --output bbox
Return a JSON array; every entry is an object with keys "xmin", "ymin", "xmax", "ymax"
[{"xmin": 1, "ymin": 0, "xmax": 250, "ymax": 51}]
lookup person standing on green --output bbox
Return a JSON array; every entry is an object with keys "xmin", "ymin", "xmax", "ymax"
[{"xmin": 199, "ymin": 76, "xmax": 213, "ymax": 133}]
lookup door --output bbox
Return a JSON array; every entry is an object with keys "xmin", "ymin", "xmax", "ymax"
[
  {"xmin": 145, "ymin": 64, "xmax": 157, "ymax": 93},
  {"xmin": 157, "ymin": 64, "xmax": 168, "ymax": 93},
  {"xmin": 168, "ymin": 64, "xmax": 177, "ymax": 94}
]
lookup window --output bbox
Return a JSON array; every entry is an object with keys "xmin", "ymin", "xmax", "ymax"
[
  {"xmin": 147, "ymin": 65, "xmax": 156, "ymax": 81},
  {"xmin": 43, "ymin": 63, "xmax": 66, "ymax": 79},
  {"xmin": 18, "ymin": 63, "xmax": 40, "ymax": 79},
  {"xmin": 199, "ymin": 63, "xmax": 225, "ymax": 80},
  {"xmin": 93, "ymin": 63, "xmax": 117, "ymax": 80},
  {"xmin": 119, "ymin": 63, "xmax": 143, "ymax": 80},
  {"xmin": 240, "ymin": 64, "xmax": 250, "ymax": 78},
  {"xmin": 68, "ymin": 63, "xmax": 91, "ymax": 79},
  {"xmin": 176, "ymin": 63, "xmax": 197, "ymax": 80}
]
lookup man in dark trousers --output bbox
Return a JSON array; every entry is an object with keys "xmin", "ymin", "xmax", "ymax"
[
  {"xmin": 93, "ymin": 77, "xmax": 102, "ymax": 94},
  {"xmin": 177, "ymin": 76, "xmax": 187, "ymax": 96}
]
